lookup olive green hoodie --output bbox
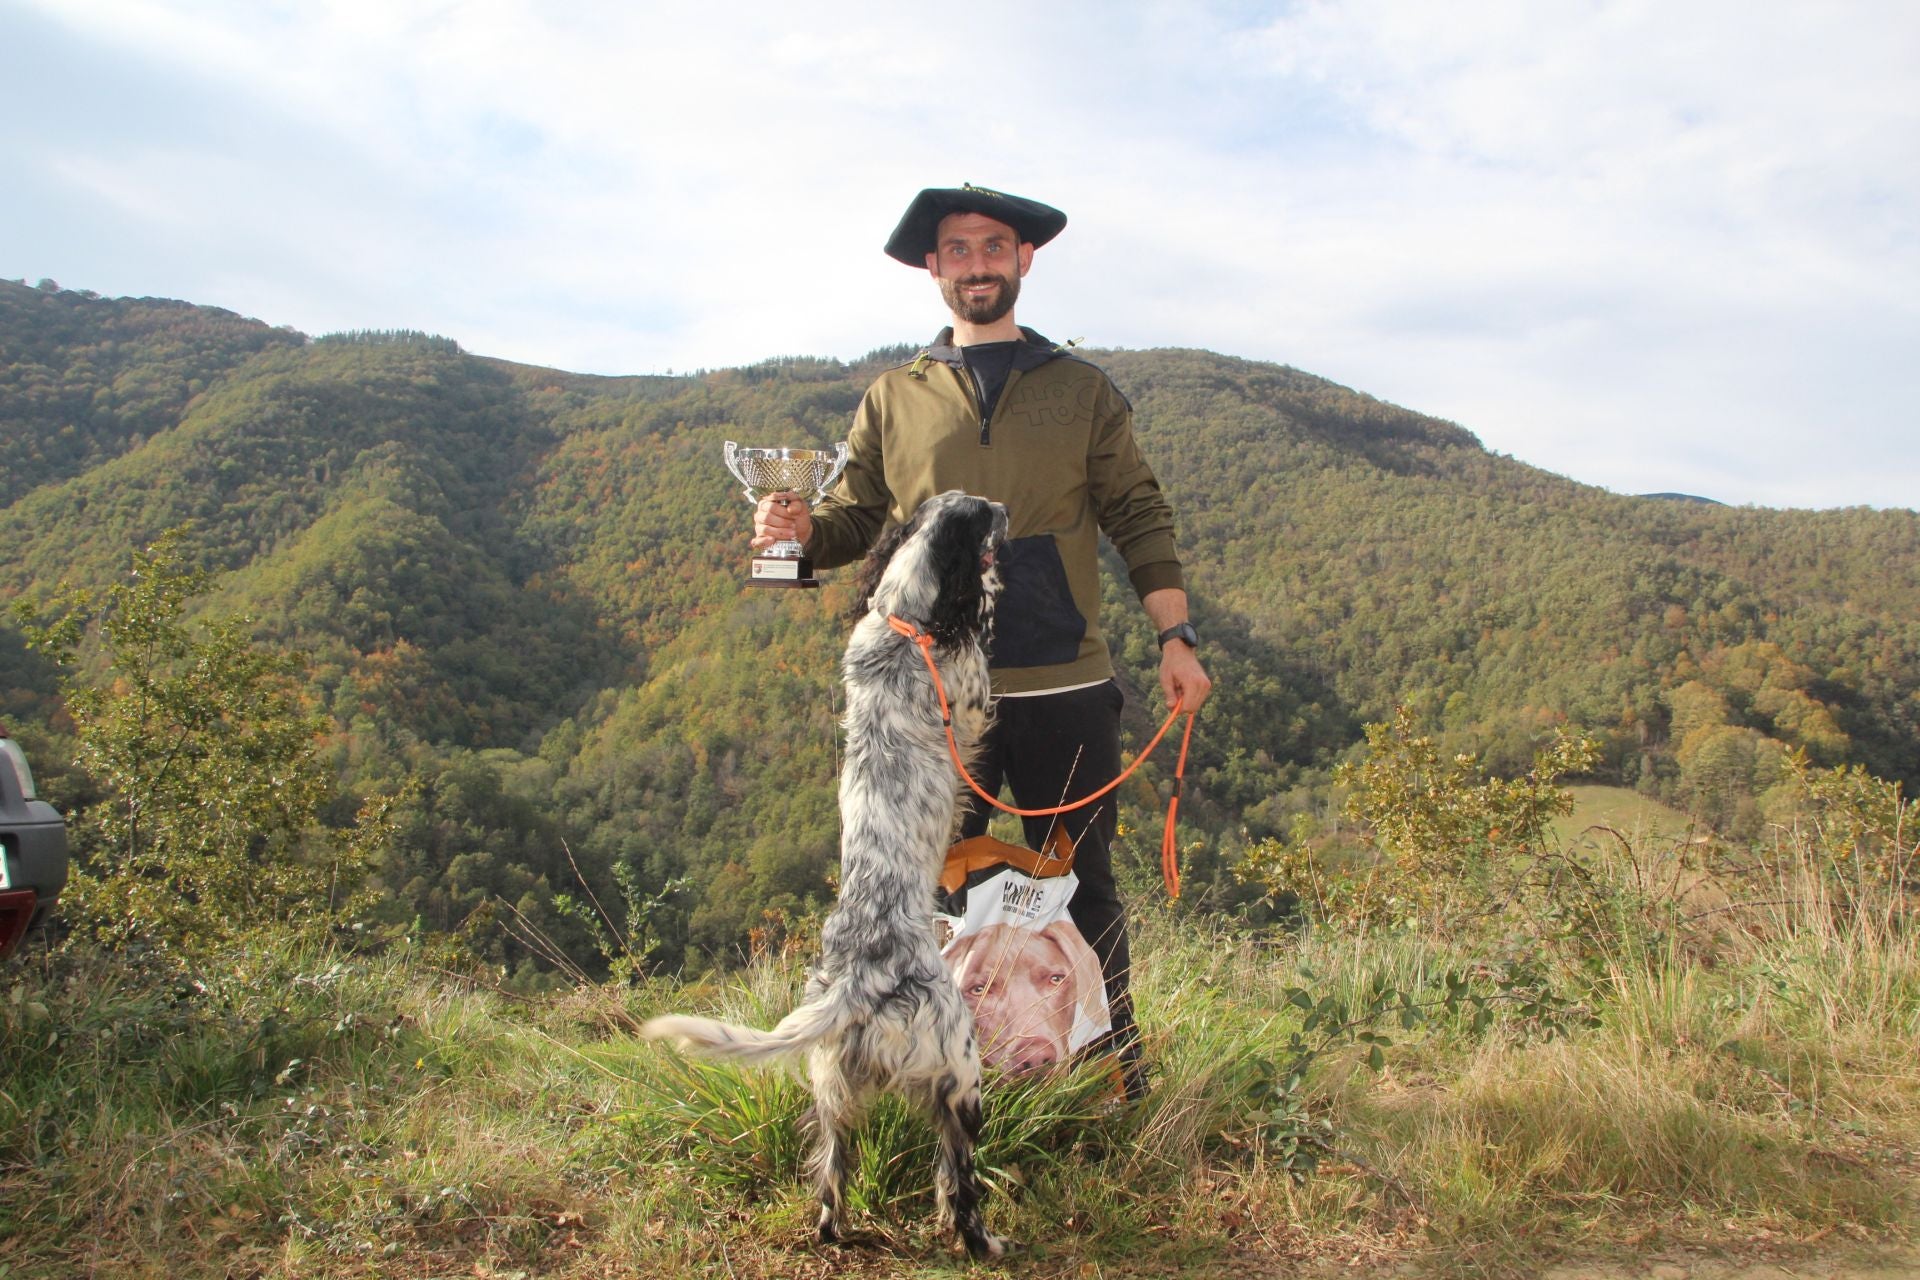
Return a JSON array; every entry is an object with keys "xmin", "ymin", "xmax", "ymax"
[{"xmin": 808, "ymin": 328, "xmax": 1184, "ymax": 695}]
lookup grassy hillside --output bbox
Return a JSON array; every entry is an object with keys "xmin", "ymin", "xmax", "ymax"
[
  {"xmin": 1557, "ymin": 784, "xmax": 1696, "ymax": 845},
  {"xmin": 4, "ymin": 862, "xmax": 1914, "ymax": 1277}
]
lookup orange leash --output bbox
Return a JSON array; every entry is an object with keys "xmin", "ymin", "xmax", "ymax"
[
  {"xmin": 887, "ymin": 615, "xmax": 1197, "ymax": 898},
  {"xmin": 1161, "ymin": 710, "xmax": 1197, "ymax": 900}
]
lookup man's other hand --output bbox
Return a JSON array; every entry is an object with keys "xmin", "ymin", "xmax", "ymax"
[{"xmin": 1159, "ymin": 641, "xmax": 1212, "ymax": 715}]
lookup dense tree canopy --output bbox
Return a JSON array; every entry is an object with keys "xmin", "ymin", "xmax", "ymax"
[{"xmin": 3, "ymin": 279, "xmax": 1916, "ymax": 973}]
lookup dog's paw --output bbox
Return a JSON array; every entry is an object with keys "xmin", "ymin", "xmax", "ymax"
[{"xmin": 963, "ymin": 1232, "xmax": 1018, "ymax": 1263}]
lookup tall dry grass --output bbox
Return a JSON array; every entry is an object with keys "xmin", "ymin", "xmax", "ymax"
[{"xmin": 3, "ymin": 806, "xmax": 1915, "ymax": 1276}]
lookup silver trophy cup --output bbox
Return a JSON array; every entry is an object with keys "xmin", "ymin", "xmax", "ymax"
[{"xmin": 723, "ymin": 441, "xmax": 849, "ymax": 587}]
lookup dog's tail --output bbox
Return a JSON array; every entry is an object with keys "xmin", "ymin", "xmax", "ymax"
[{"xmin": 641, "ymin": 995, "xmax": 843, "ymax": 1067}]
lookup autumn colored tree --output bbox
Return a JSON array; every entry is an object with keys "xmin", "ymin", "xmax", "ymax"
[{"xmin": 17, "ymin": 530, "xmax": 387, "ymax": 952}]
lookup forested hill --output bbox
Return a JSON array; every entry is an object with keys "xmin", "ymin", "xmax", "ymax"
[{"xmin": 4, "ymin": 277, "xmax": 1917, "ymax": 974}]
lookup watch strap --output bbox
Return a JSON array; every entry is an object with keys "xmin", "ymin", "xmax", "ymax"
[{"xmin": 1157, "ymin": 622, "xmax": 1198, "ymax": 650}]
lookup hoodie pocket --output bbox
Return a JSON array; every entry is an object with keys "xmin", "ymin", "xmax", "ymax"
[{"xmin": 990, "ymin": 534, "xmax": 1086, "ymax": 669}]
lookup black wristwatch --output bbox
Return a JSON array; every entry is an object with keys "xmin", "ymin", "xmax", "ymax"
[{"xmin": 1156, "ymin": 622, "xmax": 1199, "ymax": 651}]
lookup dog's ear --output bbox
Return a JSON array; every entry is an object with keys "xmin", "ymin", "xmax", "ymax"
[
  {"xmin": 1039, "ymin": 921, "xmax": 1103, "ymax": 988},
  {"xmin": 942, "ymin": 929, "xmax": 980, "ymax": 972},
  {"xmin": 924, "ymin": 506, "xmax": 991, "ymax": 647},
  {"xmin": 1036, "ymin": 921, "xmax": 1086, "ymax": 964},
  {"xmin": 851, "ymin": 519, "xmax": 914, "ymax": 620},
  {"xmin": 1044, "ymin": 922, "xmax": 1109, "ymax": 1025}
]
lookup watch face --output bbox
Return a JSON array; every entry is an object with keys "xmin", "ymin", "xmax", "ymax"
[{"xmin": 1160, "ymin": 623, "xmax": 1197, "ymax": 649}]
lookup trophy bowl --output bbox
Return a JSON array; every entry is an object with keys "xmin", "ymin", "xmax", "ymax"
[{"xmin": 723, "ymin": 441, "xmax": 849, "ymax": 587}]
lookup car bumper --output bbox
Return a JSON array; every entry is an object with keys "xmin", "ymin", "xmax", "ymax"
[{"xmin": 0, "ymin": 802, "xmax": 69, "ymax": 956}]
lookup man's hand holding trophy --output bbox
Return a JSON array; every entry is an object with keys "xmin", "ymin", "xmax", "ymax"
[{"xmin": 723, "ymin": 441, "xmax": 848, "ymax": 588}]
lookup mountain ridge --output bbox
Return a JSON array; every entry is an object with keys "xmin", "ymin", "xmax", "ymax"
[{"xmin": 4, "ymin": 278, "xmax": 1916, "ymax": 969}]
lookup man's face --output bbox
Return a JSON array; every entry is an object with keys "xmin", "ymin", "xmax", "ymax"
[{"xmin": 926, "ymin": 212, "xmax": 1033, "ymax": 325}]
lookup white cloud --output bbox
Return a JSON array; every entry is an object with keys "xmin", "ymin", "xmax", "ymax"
[{"xmin": 5, "ymin": 0, "xmax": 1917, "ymax": 507}]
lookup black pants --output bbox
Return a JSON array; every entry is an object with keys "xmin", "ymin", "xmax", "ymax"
[{"xmin": 956, "ymin": 680, "xmax": 1146, "ymax": 1095}]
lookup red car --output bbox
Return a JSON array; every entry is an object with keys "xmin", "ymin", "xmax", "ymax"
[{"xmin": 0, "ymin": 728, "xmax": 68, "ymax": 959}]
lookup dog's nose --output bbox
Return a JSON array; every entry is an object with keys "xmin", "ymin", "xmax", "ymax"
[{"xmin": 991, "ymin": 1036, "xmax": 1059, "ymax": 1075}]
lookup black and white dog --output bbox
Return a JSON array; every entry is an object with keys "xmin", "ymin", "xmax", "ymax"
[{"xmin": 644, "ymin": 491, "xmax": 1012, "ymax": 1260}]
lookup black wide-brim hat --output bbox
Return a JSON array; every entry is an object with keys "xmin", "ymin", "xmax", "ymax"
[{"xmin": 883, "ymin": 183, "xmax": 1068, "ymax": 266}]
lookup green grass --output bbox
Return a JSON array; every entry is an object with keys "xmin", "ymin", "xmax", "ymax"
[
  {"xmin": 2, "ymin": 872, "xmax": 1916, "ymax": 1278},
  {"xmin": 1557, "ymin": 784, "xmax": 1696, "ymax": 848}
]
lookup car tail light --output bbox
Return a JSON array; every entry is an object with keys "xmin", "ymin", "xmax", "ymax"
[{"xmin": 0, "ymin": 888, "xmax": 37, "ymax": 959}]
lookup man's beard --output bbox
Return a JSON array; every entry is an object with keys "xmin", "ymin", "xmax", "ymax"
[{"xmin": 939, "ymin": 271, "xmax": 1020, "ymax": 325}]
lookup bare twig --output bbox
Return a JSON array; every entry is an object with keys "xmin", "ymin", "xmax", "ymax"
[{"xmin": 561, "ymin": 837, "xmax": 628, "ymax": 955}]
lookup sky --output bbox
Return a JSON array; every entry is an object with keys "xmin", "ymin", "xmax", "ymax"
[{"xmin": 5, "ymin": 1, "xmax": 1917, "ymax": 511}]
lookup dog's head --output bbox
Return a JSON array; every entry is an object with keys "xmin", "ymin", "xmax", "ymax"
[
  {"xmin": 854, "ymin": 491, "xmax": 1008, "ymax": 648},
  {"xmin": 946, "ymin": 920, "xmax": 1106, "ymax": 1075}
]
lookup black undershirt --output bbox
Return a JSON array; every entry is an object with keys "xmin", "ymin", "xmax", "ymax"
[{"xmin": 960, "ymin": 340, "xmax": 1019, "ymax": 424}]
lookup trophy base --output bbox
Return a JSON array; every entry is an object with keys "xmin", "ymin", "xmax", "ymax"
[{"xmin": 750, "ymin": 555, "xmax": 823, "ymax": 588}]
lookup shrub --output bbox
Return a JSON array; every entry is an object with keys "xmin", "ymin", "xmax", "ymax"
[{"xmin": 16, "ymin": 529, "xmax": 392, "ymax": 953}]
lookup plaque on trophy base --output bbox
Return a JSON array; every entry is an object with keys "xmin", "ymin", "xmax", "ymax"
[{"xmin": 750, "ymin": 553, "xmax": 821, "ymax": 587}]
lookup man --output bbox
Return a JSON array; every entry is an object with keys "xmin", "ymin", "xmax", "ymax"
[{"xmin": 752, "ymin": 182, "xmax": 1211, "ymax": 1097}]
